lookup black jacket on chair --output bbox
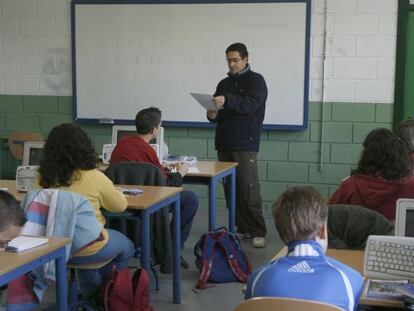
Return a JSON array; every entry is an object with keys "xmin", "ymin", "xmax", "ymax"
[{"xmin": 105, "ymin": 161, "xmax": 172, "ymax": 273}]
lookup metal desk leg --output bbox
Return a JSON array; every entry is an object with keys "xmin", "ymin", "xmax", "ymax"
[
  {"xmin": 229, "ymin": 168, "xmax": 236, "ymax": 233},
  {"xmin": 209, "ymin": 177, "xmax": 217, "ymax": 231},
  {"xmin": 140, "ymin": 210, "xmax": 150, "ymax": 272},
  {"xmin": 55, "ymin": 248, "xmax": 68, "ymax": 311},
  {"xmin": 172, "ymin": 196, "xmax": 181, "ymax": 304}
]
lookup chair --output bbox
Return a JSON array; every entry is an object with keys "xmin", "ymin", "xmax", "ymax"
[
  {"xmin": 234, "ymin": 297, "xmax": 344, "ymax": 311},
  {"xmin": 104, "ymin": 161, "xmax": 172, "ymax": 274},
  {"xmin": 67, "ymin": 257, "xmax": 115, "ymax": 309},
  {"xmin": 8, "ymin": 131, "xmax": 43, "ymax": 160},
  {"xmin": 328, "ymin": 204, "xmax": 394, "ymax": 250}
]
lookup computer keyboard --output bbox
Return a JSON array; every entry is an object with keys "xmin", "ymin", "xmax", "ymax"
[{"xmin": 364, "ymin": 235, "xmax": 414, "ymax": 280}]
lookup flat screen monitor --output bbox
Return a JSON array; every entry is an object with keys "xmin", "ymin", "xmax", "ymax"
[
  {"xmin": 111, "ymin": 125, "xmax": 167, "ymax": 159},
  {"xmin": 22, "ymin": 141, "xmax": 44, "ymax": 166},
  {"xmin": 395, "ymin": 198, "xmax": 414, "ymax": 237}
]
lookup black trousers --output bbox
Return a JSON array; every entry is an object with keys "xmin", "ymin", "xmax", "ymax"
[{"xmin": 218, "ymin": 150, "xmax": 266, "ymax": 237}]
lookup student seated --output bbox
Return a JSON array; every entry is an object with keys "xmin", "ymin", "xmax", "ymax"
[
  {"xmin": 395, "ymin": 117, "xmax": 414, "ymax": 174},
  {"xmin": 38, "ymin": 123, "xmax": 135, "ymax": 299},
  {"xmin": 329, "ymin": 128, "xmax": 414, "ymax": 221},
  {"xmin": 0, "ymin": 191, "xmax": 26, "ymax": 250},
  {"xmin": 245, "ymin": 186, "xmax": 363, "ymax": 311},
  {"xmin": 110, "ymin": 107, "xmax": 198, "ymax": 269}
]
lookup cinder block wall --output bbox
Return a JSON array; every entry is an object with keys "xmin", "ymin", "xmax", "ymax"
[
  {"xmin": 0, "ymin": 95, "xmax": 393, "ymax": 213},
  {"xmin": 0, "ymin": 0, "xmax": 398, "ymax": 212}
]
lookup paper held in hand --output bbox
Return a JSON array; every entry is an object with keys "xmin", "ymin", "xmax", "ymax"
[
  {"xmin": 5, "ymin": 236, "xmax": 48, "ymax": 252},
  {"xmin": 190, "ymin": 93, "xmax": 222, "ymax": 111}
]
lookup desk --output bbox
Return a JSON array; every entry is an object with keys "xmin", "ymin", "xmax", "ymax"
[
  {"xmin": 184, "ymin": 161, "xmax": 237, "ymax": 233},
  {"xmin": 119, "ymin": 184, "xmax": 182, "ymax": 304},
  {"xmin": 0, "ymin": 237, "xmax": 70, "ymax": 311},
  {"xmin": 0, "ymin": 180, "xmax": 182, "ymax": 304},
  {"xmin": 274, "ymin": 247, "xmax": 404, "ymax": 309},
  {"xmin": 99, "ymin": 161, "xmax": 238, "ymax": 233}
]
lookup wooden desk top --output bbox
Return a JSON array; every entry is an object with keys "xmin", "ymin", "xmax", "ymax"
[
  {"xmin": 0, "ymin": 237, "xmax": 70, "ymax": 276},
  {"xmin": 0, "ymin": 179, "xmax": 182, "ymax": 211},
  {"xmin": 118, "ymin": 184, "xmax": 182, "ymax": 210},
  {"xmin": 97, "ymin": 161, "xmax": 238, "ymax": 178},
  {"xmin": 273, "ymin": 246, "xmax": 404, "ymax": 309},
  {"xmin": 186, "ymin": 161, "xmax": 237, "ymax": 177}
]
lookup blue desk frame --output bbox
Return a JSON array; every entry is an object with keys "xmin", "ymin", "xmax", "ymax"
[
  {"xmin": 0, "ymin": 246, "xmax": 68, "ymax": 311},
  {"xmin": 185, "ymin": 164, "xmax": 236, "ymax": 233},
  {"xmin": 134, "ymin": 192, "xmax": 181, "ymax": 304}
]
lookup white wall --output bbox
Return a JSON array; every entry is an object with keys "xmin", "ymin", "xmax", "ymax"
[
  {"xmin": 0, "ymin": 0, "xmax": 398, "ymax": 105},
  {"xmin": 310, "ymin": 0, "xmax": 397, "ymax": 103}
]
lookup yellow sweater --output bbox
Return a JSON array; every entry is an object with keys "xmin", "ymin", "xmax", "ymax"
[{"xmin": 61, "ymin": 169, "xmax": 128, "ymax": 256}]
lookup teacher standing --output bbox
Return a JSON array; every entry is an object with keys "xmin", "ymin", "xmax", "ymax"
[{"xmin": 207, "ymin": 42, "xmax": 267, "ymax": 248}]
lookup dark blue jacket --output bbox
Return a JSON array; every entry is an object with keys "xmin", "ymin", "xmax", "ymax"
[{"xmin": 210, "ymin": 65, "xmax": 267, "ymax": 152}]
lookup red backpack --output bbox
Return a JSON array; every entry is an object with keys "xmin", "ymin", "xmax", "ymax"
[{"xmin": 100, "ymin": 268, "xmax": 155, "ymax": 311}]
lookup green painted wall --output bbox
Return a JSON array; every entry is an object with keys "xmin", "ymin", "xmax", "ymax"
[{"xmin": 0, "ymin": 95, "xmax": 393, "ymax": 212}]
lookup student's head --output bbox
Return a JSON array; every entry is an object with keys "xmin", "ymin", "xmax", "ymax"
[
  {"xmin": 0, "ymin": 191, "xmax": 26, "ymax": 248},
  {"xmin": 135, "ymin": 107, "xmax": 162, "ymax": 137},
  {"xmin": 39, "ymin": 123, "xmax": 99, "ymax": 188},
  {"xmin": 273, "ymin": 186, "xmax": 328, "ymax": 251},
  {"xmin": 353, "ymin": 127, "xmax": 411, "ymax": 180},
  {"xmin": 395, "ymin": 118, "xmax": 414, "ymax": 155},
  {"xmin": 225, "ymin": 42, "xmax": 248, "ymax": 75}
]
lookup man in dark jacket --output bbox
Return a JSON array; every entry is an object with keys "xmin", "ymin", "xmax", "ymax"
[{"xmin": 207, "ymin": 42, "xmax": 267, "ymax": 248}]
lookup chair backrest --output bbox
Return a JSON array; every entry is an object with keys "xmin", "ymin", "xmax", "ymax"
[
  {"xmin": 8, "ymin": 131, "xmax": 43, "ymax": 160},
  {"xmin": 234, "ymin": 297, "xmax": 343, "ymax": 311},
  {"xmin": 105, "ymin": 161, "xmax": 166, "ymax": 186},
  {"xmin": 328, "ymin": 204, "xmax": 393, "ymax": 250}
]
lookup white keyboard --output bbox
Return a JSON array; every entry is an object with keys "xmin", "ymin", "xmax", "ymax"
[{"xmin": 364, "ymin": 235, "xmax": 414, "ymax": 280}]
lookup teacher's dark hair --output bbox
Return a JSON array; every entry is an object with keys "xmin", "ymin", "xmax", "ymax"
[
  {"xmin": 353, "ymin": 127, "xmax": 411, "ymax": 180},
  {"xmin": 226, "ymin": 42, "xmax": 249, "ymax": 59},
  {"xmin": 39, "ymin": 123, "xmax": 99, "ymax": 188},
  {"xmin": 0, "ymin": 191, "xmax": 26, "ymax": 231},
  {"xmin": 135, "ymin": 107, "xmax": 162, "ymax": 135}
]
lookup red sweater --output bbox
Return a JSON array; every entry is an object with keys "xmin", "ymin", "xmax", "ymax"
[
  {"xmin": 329, "ymin": 173, "xmax": 414, "ymax": 221},
  {"xmin": 110, "ymin": 135, "xmax": 167, "ymax": 176}
]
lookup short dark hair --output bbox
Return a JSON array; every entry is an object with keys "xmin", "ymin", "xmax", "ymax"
[
  {"xmin": 353, "ymin": 128, "xmax": 411, "ymax": 180},
  {"xmin": 273, "ymin": 186, "xmax": 328, "ymax": 245},
  {"xmin": 135, "ymin": 107, "xmax": 162, "ymax": 135},
  {"xmin": 39, "ymin": 123, "xmax": 99, "ymax": 188},
  {"xmin": 0, "ymin": 191, "xmax": 26, "ymax": 231},
  {"xmin": 395, "ymin": 117, "xmax": 414, "ymax": 153},
  {"xmin": 226, "ymin": 42, "xmax": 248, "ymax": 59}
]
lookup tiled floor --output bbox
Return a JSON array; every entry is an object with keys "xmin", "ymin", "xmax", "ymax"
[{"xmin": 1, "ymin": 208, "xmax": 283, "ymax": 311}]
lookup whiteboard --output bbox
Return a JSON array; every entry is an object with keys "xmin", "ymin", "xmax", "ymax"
[{"xmin": 72, "ymin": 1, "xmax": 311, "ymax": 130}]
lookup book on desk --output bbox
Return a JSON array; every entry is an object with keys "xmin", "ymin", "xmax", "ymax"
[
  {"xmin": 5, "ymin": 236, "xmax": 48, "ymax": 252},
  {"xmin": 162, "ymin": 154, "xmax": 197, "ymax": 166}
]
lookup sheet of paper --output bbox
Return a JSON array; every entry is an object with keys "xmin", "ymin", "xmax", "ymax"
[
  {"xmin": 190, "ymin": 93, "xmax": 221, "ymax": 111},
  {"xmin": 188, "ymin": 167, "xmax": 200, "ymax": 174}
]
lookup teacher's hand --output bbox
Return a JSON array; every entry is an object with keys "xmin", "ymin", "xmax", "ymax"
[
  {"xmin": 212, "ymin": 95, "xmax": 225, "ymax": 108},
  {"xmin": 207, "ymin": 110, "xmax": 218, "ymax": 119}
]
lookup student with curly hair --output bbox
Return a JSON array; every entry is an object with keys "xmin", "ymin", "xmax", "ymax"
[
  {"xmin": 395, "ymin": 117, "xmax": 414, "ymax": 174},
  {"xmin": 38, "ymin": 123, "xmax": 134, "ymax": 299},
  {"xmin": 329, "ymin": 127, "xmax": 414, "ymax": 220}
]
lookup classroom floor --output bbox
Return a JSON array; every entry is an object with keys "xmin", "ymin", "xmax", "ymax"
[{"xmin": 0, "ymin": 209, "xmax": 282, "ymax": 311}]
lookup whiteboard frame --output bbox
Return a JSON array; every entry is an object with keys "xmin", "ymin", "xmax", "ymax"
[{"xmin": 71, "ymin": 0, "xmax": 311, "ymax": 130}]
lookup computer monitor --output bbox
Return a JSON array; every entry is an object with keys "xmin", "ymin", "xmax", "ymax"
[
  {"xmin": 111, "ymin": 125, "xmax": 168, "ymax": 159},
  {"xmin": 395, "ymin": 198, "xmax": 414, "ymax": 237},
  {"xmin": 22, "ymin": 141, "xmax": 44, "ymax": 166}
]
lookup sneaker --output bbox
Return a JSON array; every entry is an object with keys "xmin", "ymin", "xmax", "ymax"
[
  {"xmin": 252, "ymin": 237, "xmax": 267, "ymax": 248},
  {"xmin": 180, "ymin": 256, "xmax": 190, "ymax": 270},
  {"xmin": 236, "ymin": 232, "xmax": 252, "ymax": 240}
]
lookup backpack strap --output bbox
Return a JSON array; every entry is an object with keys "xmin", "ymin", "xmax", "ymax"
[
  {"xmin": 196, "ymin": 234, "xmax": 217, "ymax": 289},
  {"xmin": 216, "ymin": 233, "xmax": 251, "ymax": 283}
]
